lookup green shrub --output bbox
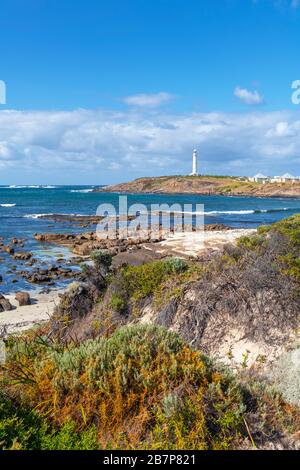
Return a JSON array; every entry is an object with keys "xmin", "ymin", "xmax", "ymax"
[
  {"xmin": 121, "ymin": 260, "xmax": 171, "ymax": 301},
  {"xmin": 0, "ymin": 393, "xmax": 99, "ymax": 450},
  {"xmin": 90, "ymin": 249, "xmax": 112, "ymax": 276},
  {"xmin": 110, "ymin": 293, "xmax": 127, "ymax": 313},
  {"xmin": 164, "ymin": 257, "xmax": 188, "ymax": 274},
  {"xmin": 40, "ymin": 421, "xmax": 99, "ymax": 450},
  {"xmin": 264, "ymin": 215, "xmax": 300, "ymax": 280},
  {"xmin": 120, "ymin": 258, "xmax": 189, "ymax": 304},
  {"xmin": 237, "ymin": 234, "xmax": 264, "ymax": 250},
  {"xmin": 0, "ymin": 393, "xmax": 43, "ymax": 449},
  {"xmin": 270, "ymin": 214, "xmax": 300, "ymax": 247},
  {"xmin": 257, "ymin": 225, "xmax": 271, "ymax": 235},
  {"xmin": 279, "ymin": 253, "xmax": 300, "ymax": 281}
]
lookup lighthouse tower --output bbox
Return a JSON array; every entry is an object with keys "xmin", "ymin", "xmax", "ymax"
[{"xmin": 190, "ymin": 149, "xmax": 198, "ymax": 176}]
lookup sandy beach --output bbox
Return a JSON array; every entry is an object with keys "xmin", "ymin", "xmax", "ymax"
[
  {"xmin": 152, "ymin": 228, "xmax": 256, "ymax": 258},
  {"xmin": 0, "ymin": 289, "xmax": 62, "ymax": 334}
]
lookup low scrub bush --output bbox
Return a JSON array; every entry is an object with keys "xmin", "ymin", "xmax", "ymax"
[
  {"xmin": 269, "ymin": 214, "xmax": 300, "ymax": 247},
  {"xmin": 110, "ymin": 293, "xmax": 127, "ymax": 313},
  {"xmin": 90, "ymin": 249, "xmax": 113, "ymax": 270},
  {"xmin": 121, "ymin": 260, "xmax": 174, "ymax": 301},
  {"xmin": 88, "ymin": 249, "xmax": 113, "ymax": 284},
  {"xmin": 164, "ymin": 257, "xmax": 188, "ymax": 274},
  {"xmin": 263, "ymin": 215, "xmax": 300, "ymax": 280},
  {"xmin": 237, "ymin": 234, "xmax": 264, "ymax": 250},
  {"xmin": 269, "ymin": 347, "xmax": 300, "ymax": 408},
  {"xmin": 2, "ymin": 325, "xmax": 246, "ymax": 449},
  {"xmin": 120, "ymin": 258, "xmax": 194, "ymax": 304},
  {"xmin": 0, "ymin": 393, "xmax": 98, "ymax": 450},
  {"xmin": 0, "ymin": 393, "xmax": 44, "ymax": 449}
]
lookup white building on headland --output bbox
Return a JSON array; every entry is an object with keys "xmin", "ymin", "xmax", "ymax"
[
  {"xmin": 248, "ymin": 172, "xmax": 300, "ymax": 184},
  {"xmin": 248, "ymin": 173, "xmax": 269, "ymax": 184},
  {"xmin": 190, "ymin": 149, "xmax": 198, "ymax": 176},
  {"xmin": 270, "ymin": 173, "xmax": 298, "ymax": 183}
]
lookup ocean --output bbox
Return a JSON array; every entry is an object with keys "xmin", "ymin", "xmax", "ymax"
[{"xmin": 1, "ymin": 184, "xmax": 300, "ymax": 294}]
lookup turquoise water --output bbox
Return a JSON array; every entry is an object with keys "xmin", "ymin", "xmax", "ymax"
[{"xmin": 0, "ymin": 184, "xmax": 300, "ymax": 293}]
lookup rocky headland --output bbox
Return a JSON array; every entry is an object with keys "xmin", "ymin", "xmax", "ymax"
[{"xmin": 94, "ymin": 175, "xmax": 300, "ymax": 198}]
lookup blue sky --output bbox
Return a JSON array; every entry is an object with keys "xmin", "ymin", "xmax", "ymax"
[{"xmin": 0, "ymin": 0, "xmax": 300, "ymax": 184}]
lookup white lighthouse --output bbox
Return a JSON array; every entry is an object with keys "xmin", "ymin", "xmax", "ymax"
[{"xmin": 190, "ymin": 149, "xmax": 198, "ymax": 176}]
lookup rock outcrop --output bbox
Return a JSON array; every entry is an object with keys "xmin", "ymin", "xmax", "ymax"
[
  {"xmin": 0, "ymin": 294, "xmax": 13, "ymax": 312},
  {"xmin": 15, "ymin": 292, "xmax": 31, "ymax": 306}
]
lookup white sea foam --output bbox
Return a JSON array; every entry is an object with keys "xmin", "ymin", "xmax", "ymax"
[
  {"xmin": 0, "ymin": 203, "xmax": 16, "ymax": 207},
  {"xmin": 7, "ymin": 185, "xmax": 27, "ymax": 188},
  {"xmin": 206, "ymin": 210, "xmax": 255, "ymax": 215},
  {"xmin": 20, "ymin": 207, "xmax": 300, "ymax": 220},
  {"xmin": 69, "ymin": 189, "xmax": 94, "ymax": 193},
  {"xmin": 6, "ymin": 185, "xmax": 57, "ymax": 189},
  {"xmin": 160, "ymin": 209, "xmax": 255, "ymax": 216},
  {"xmin": 23, "ymin": 212, "xmax": 86, "ymax": 219},
  {"xmin": 159, "ymin": 207, "xmax": 298, "ymax": 216},
  {"xmin": 23, "ymin": 213, "xmax": 55, "ymax": 219}
]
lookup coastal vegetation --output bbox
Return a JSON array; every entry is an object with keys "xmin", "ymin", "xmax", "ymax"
[
  {"xmin": 1, "ymin": 215, "xmax": 300, "ymax": 449},
  {"xmin": 1, "ymin": 325, "xmax": 299, "ymax": 450}
]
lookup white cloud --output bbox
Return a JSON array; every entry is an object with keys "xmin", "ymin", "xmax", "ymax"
[
  {"xmin": 1, "ymin": 108, "xmax": 300, "ymax": 178},
  {"xmin": 234, "ymin": 86, "xmax": 264, "ymax": 105},
  {"xmin": 266, "ymin": 120, "xmax": 300, "ymax": 137},
  {"xmin": 123, "ymin": 92, "xmax": 173, "ymax": 107}
]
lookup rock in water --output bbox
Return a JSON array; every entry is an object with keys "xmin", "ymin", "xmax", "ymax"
[
  {"xmin": 13, "ymin": 252, "xmax": 32, "ymax": 261},
  {"xmin": 15, "ymin": 291, "xmax": 31, "ymax": 306},
  {"xmin": 3, "ymin": 246, "xmax": 14, "ymax": 255}
]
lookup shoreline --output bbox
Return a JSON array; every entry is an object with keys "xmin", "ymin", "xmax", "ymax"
[
  {"xmin": 0, "ymin": 227, "xmax": 257, "ymax": 334},
  {"xmin": 96, "ymin": 188, "xmax": 300, "ymax": 199},
  {"xmin": 0, "ymin": 289, "xmax": 63, "ymax": 334}
]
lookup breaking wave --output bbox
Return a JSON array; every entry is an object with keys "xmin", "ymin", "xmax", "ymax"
[
  {"xmin": 23, "ymin": 212, "xmax": 86, "ymax": 219},
  {"xmin": 6, "ymin": 185, "xmax": 57, "ymax": 189},
  {"xmin": 69, "ymin": 189, "xmax": 94, "ymax": 193},
  {"xmin": 23, "ymin": 213, "xmax": 55, "ymax": 219},
  {"xmin": 207, "ymin": 207, "xmax": 300, "ymax": 215},
  {"xmin": 161, "ymin": 207, "xmax": 300, "ymax": 216}
]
